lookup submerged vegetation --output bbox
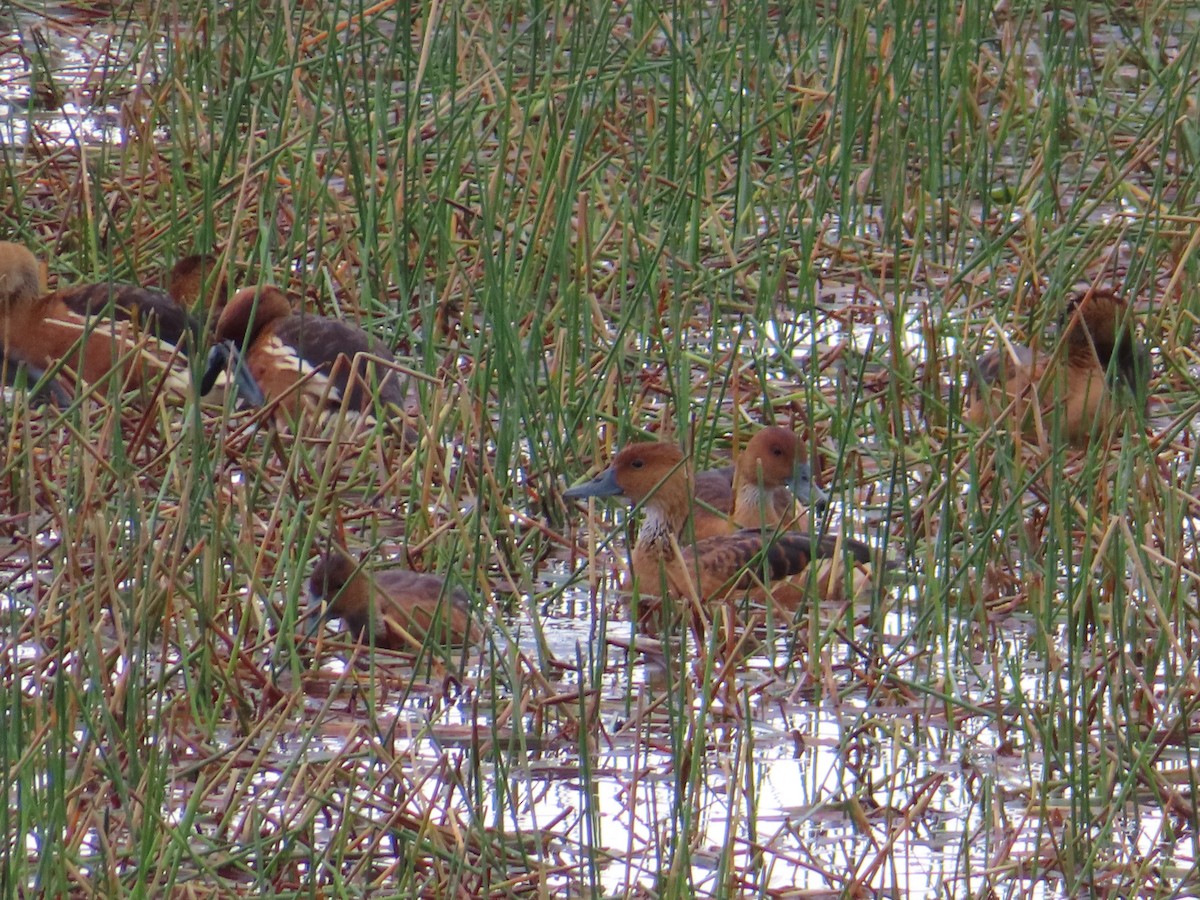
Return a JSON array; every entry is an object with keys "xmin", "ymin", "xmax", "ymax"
[{"xmin": 1, "ymin": 0, "xmax": 1199, "ymax": 895}]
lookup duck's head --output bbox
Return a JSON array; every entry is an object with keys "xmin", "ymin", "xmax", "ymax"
[
  {"xmin": 1062, "ymin": 289, "xmax": 1148, "ymax": 397},
  {"xmin": 213, "ymin": 285, "xmax": 292, "ymax": 346},
  {"xmin": 307, "ymin": 549, "xmax": 366, "ymax": 622},
  {"xmin": 199, "ymin": 285, "xmax": 290, "ymax": 404},
  {"xmin": 564, "ymin": 441, "xmax": 691, "ymax": 509},
  {"xmin": 737, "ymin": 426, "xmax": 829, "ymax": 511},
  {"xmin": 169, "ymin": 254, "xmax": 228, "ymax": 317},
  {"xmin": 0, "ymin": 242, "xmax": 46, "ymax": 311}
]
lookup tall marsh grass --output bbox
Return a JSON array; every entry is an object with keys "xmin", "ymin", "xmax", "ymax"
[{"xmin": 1, "ymin": 0, "xmax": 1199, "ymax": 895}]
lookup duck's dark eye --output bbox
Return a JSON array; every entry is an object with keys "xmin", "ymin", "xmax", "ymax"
[
  {"xmin": 630, "ymin": 459, "xmax": 644, "ymax": 469},
  {"xmin": 772, "ymin": 447, "xmax": 783, "ymax": 456}
]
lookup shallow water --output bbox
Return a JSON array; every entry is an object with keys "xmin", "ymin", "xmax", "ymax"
[{"xmin": 3, "ymin": 4, "xmax": 1200, "ymax": 897}]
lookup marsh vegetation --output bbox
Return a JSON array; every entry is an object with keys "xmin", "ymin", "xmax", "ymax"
[{"xmin": 1, "ymin": 0, "xmax": 1199, "ymax": 896}]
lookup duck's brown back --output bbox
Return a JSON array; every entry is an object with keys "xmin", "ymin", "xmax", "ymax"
[
  {"xmin": 372, "ymin": 569, "xmax": 478, "ymax": 646},
  {"xmin": 54, "ymin": 283, "xmax": 198, "ymax": 351},
  {"xmin": 272, "ymin": 314, "xmax": 408, "ymax": 414}
]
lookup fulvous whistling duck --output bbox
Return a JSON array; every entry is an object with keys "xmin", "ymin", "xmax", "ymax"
[
  {"xmin": 54, "ymin": 264, "xmax": 200, "ymax": 351},
  {"xmin": 22, "ymin": 252, "xmax": 226, "ymax": 350},
  {"xmin": 726, "ymin": 426, "xmax": 827, "ymax": 531},
  {"xmin": 0, "ymin": 241, "xmax": 260, "ymax": 403},
  {"xmin": 728, "ymin": 427, "xmax": 875, "ymax": 599},
  {"xmin": 167, "ymin": 254, "xmax": 228, "ymax": 321},
  {"xmin": 965, "ymin": 289, "xmax": 1148, "ymax": 446},
  {"xmin": 564, "ymin": 441, "xmax": 874, "ymax": 610},
  {"xmin": 201, "ymin": 285, "xmax": 409, "ymax": 425},
  {"xmin": 690, "ymin": 427, "xmax": 829, "ymax": 539},
  {"xmin": 308, "ymin": 548, "xmax": 479, "ymax": 649}
]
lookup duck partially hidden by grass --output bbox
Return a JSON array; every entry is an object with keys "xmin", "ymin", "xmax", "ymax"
[
  {"xmin": 166, "ymin": 254, "xmax": 228, "ymax": 326},
  {"xmin": 691, "ymin": 426, "xmax": 829, "ymax": 539},
  {"xmin": 564, "ymin": 441, "xmax": 875, "ymax": 611},
  {"xmin": 51, "ymin": 255, "xmax": 221, "ymax": 351},
  {"xmin": 0, "ymin": 241, "xmax": 260, "ymax": 404},
  {"xmin": 307, "ymin": 548, "xmax": 479, "ymax": 650},
  {"xmin": 965, "ymin": 289, "xmax": 1148, "ymax": 447},
  {"xmin": 727, "ymin": 426, "xmax": 875, "ymax": 600},
  {"xmin": 726, "ymin": 426, "xmax": 827, "ymax": 531},
  {"xmin": 201, "ymin": 285, "xmax": 411, "ymax": 428}
]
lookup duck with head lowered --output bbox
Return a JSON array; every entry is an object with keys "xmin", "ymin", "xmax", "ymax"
[
  {"xmin": 0, "ymin": 241, "xmax": 260, "ymax": 404},
  {"xmin": 965, "ymin": 289, "xmax": 1149, "ymax": 447},
  {"xmin": 307, "ymin": 547, "xmax": 480, "ymax": 651},
  {"xmin": 564, "ymin": 440, "xmax": 876, "ymax": 613},
  {"xmin": 201, "ymin": 285, "xmax": 412, "ymax": 429}
]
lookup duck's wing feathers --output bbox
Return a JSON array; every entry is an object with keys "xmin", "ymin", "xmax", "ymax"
[
  {"xmin": 54, "ymin": 284, "xmax": 199, "ymax": 350},
  {"xmin": 685, "ymin": 529, "xmax": 873, "ymax": 600},
  {"xmin": 372, "ymin": 570, "xmax": 477, "ymax": 645},
  {"xmin": 273, "ymin": 314, "xmax": 408, "ymax": 412},
  {"xmin": 969, "ymin": 344, "xmax": 1038, "ymax": 394}
]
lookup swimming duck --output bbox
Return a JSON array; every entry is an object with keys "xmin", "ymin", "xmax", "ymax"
[
  {"xmin": 307, "ymin": 548, "xmax": 479, "ymax": 649},
  {"xmin": 729, "ymin": 427, "xmax": 876, "ymax": 599},
  {"xmin": 726, "ymin": 426, "xmax": 828, "ymax": 531},
  {"xmin": 564, "ymin": 441, "xmax": 873, "ymax": 610},
  {"xmin": 690, "ymin": 427, "xmax": 829, "ymax": 539},
  {"xmin": 965, "ymin": 289, "xmax": 1148, "ymax": 446},
  {"xmin": 201, "ymin": 285, "xmax": 410, "ymax": 425}
]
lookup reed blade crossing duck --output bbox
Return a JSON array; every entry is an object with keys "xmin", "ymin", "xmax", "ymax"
[
  {"xmin": 308, "ymin": 548, "xmax": 479, "ymax": 650},
  {"xmin": 965, "ymin": 289, "xmax": 1148, "ymax": 446},
  {"xmin": 728, "ymin": 426, "xmax": 874, "ymax": 598},
  {"xmin": 0, "ymin": 241, "xmax": 260, "ymax": 403},
  {"xmin": 167, "ymin": 254, "xmax": 228, "ymax": 325},
  {"xmin": 201, "ymin": 285, "xmax": 410, "ymax": 427},
  {"xmin": 691, "ymin": 427, "xmax": 829, "ymax": 539},
  {"xmin": 564, "ymin": 441, "xmax": 873, "ymax": 610},
  {"xmin": 726, "ymin": 426, "xmax": 827, "ymax": 531}
]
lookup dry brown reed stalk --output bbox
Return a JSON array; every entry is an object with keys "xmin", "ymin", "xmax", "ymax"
[{"xmin": 4, "ymin": 1, "xmax": 1200, "ymax": 895}]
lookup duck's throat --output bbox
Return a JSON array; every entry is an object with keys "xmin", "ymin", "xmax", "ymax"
[{"xmin": 636, "ymin": 506, "xmax": 679, "ymax": 562}]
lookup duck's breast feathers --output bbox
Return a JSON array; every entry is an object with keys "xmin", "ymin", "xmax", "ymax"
[
  {"xmin": 269, "ymin": 313, "xmax": 404, "ymax": 411},
  {"xmin": 54, "ymin": 284, "xmax": 199, "ymax": 350}
]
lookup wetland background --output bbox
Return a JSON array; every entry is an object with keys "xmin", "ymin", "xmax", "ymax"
[{"xmin": 2, "ymin": 0, "xmax": 1200, "ymax": 896}]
